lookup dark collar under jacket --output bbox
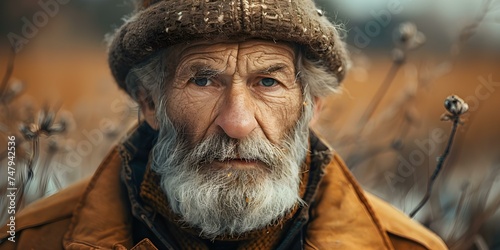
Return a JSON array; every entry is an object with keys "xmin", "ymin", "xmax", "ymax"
[
  {"xmin": 0, "ymin": 122, "xmax": 447, "ymax": 250},
  {"xmin": 119, "ymin": 122, "xmax": 333, "ymax": 249}
]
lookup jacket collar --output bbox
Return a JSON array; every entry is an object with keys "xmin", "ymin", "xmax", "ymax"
[
  {"xmin": 62, "ymin": 122, "xmax": 163, "ymax": 249},
  {"xmin": 63, "ymin": 145, "xmax": 134, "ymax": 249},
  {"xmin": 62, "ymin": 123, "xmax": 149, "ymax": 249},
  {"xmin": 63, "ymin": 124, "xmax": 392, "ymax": 249}
]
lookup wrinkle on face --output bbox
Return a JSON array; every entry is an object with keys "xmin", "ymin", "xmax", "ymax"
[{"xmin": 164, "ymin": 39, "xmax": 303, "ymax": 146}]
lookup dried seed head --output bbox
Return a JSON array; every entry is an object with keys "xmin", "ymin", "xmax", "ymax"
[
  {"xmin": 0, "ymin": 80, "xmax": 25, "ymax": 103},
  {"xmin": 20, "ymin": 107, "xmax": 68, "ymax": 140},
  {"xmin": 395, "ymin": 22, "xmax": 426, "ymax": 50},
  {"xmin": 398, "ymin": 22, "xmax": 417, "ymax": 43},
  {"xmin": 444, "ymin": 95, "xmax": 469, "ymax": 116},
  {"xmin": 38, "ymin": 108, "xmax": 56, "ymax": 133},
  {"xmin": 19, "ymin": 123, "xmax": 37, "ymax": 140}
]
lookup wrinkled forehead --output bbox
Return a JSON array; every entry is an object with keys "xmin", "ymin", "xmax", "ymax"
[{"xmin": 165, "ymin": 39, "xmax": 299, "ymax": 70}]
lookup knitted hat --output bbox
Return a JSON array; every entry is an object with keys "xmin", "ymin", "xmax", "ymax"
[{"xmin": 108, "ymin": 0, "xmax": 348, "ymax": 96}]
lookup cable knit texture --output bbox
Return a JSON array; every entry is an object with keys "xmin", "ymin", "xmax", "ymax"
[{"xmin": 107, "ymin": 0, "xmax": 348, "ymax": 97}]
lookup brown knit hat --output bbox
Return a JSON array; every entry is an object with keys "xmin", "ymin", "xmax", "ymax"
[{"xmin": 108, "ymin": 0, "xmax": 348, "ymax": 96}]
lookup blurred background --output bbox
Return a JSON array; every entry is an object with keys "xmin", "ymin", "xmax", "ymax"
[{"xmin": 0, "ymin": 0, "xmax": 499, "ymax": 249}]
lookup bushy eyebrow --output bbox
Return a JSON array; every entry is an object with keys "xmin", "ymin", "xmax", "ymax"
[
  {"xmin": 189, "ymin": 64, "xmax": 223, "ymax": 77},
  {"xmin": 254, "ymin": 64, "xmax": 292, "ymax": 75},
  {"xmin": 178, "ymin": 63, "xmax": 293, "ymax": 79}
]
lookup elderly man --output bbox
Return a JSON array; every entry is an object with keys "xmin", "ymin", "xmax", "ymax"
[{"xmin": 0, "ymin": 0, "xmax": 447, "ymax": 249}]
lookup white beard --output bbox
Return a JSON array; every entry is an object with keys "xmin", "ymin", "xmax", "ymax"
[{"xmin": 150, "ymin": 99, "xmax": 313, "ymax": 238}]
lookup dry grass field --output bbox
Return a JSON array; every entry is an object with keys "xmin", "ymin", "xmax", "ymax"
[{"xmin": 0, "ymin": 38, "xmax": 499, "ymax": 248}]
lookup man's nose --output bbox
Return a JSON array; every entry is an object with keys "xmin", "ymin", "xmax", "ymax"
[{"xmin": 215, "ymin": 86, "xmax": 258, "ymax": 139}]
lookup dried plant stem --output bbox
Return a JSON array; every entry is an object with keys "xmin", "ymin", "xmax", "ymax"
[
  {"xmin": 27, "ymin": 137, "xmax": 39, "ymax": 180},
  {"xmin": 15, "ymin": 137, "xmax": 39, "ymax": 212},
  {"xmin": 357, "ymin": 63, "xmax": 402, "ymax": 135},
  {"xmin": 409, "ymin": 118, "xmax": 460, "ymax": 218},
  {"xmin": 38, "ymin": 148, "xmax": 57, "ymax": 196}
]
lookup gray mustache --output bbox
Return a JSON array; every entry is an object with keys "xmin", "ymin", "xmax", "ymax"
[{"xmin": 190, "ymin": 133, "xmax": 285, "ymax": 168}]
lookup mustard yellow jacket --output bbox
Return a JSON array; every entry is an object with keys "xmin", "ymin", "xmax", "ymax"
[{"xmin": 0, "ymin": 130, "xmax": 447, "ymax": 250}]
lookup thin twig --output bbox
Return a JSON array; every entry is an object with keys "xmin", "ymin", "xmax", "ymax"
[
  {"xmin": 26, "ymin": 137, "xmax": 39, "ymax": 181},
  {"xmin": 38, "ymin": 142, "xmax": 58, "ymax": 196},
  {"xmin": 357, "ymin": 63, "xmax": 402, "ymax": 135},
  {"xmin": 16, "ymin": 137, "xmax": 39, "ymax": 212},
  {"xmin": 409, "ymin": 117, "xmax": 460, "ymax": 218}
]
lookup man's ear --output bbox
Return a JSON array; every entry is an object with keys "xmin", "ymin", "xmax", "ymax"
[
  {"xmin": 309, "ymin": 96, "xmax": 323, "ymax": 127},
  {"xmin": 137, "ymin": 90, "xmax": 159, "ymax": 130}
]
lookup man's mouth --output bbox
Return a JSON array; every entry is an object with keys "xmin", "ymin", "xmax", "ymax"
[{"xmin": 212, "ymin": 158, "xmax": 265, "ymax": 170}]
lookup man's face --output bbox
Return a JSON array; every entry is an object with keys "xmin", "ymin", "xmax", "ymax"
[
  {"xmin": 151, "ymin": 40, "xmax": 311, "ymax": 238},
  {"xmin": 165, "ymin": 40, "xmax": 303, "ymax": 159}
]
